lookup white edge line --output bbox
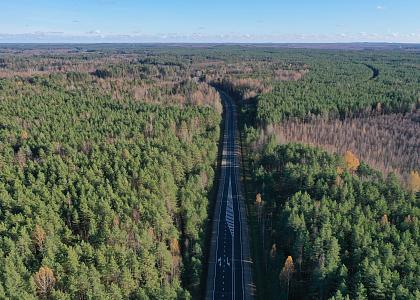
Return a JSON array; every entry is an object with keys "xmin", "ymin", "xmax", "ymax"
[{"xmin": 212, "ymin": 100, "xmax": 229, "ymax": 299}]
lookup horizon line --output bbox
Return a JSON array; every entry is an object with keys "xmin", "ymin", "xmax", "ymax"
[{"xmin": 1, "ymin": 41, "xmax": 420, "ymax": 45}]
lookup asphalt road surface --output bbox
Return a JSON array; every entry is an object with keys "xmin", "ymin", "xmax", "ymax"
[{"xmin": 206, "ymin": 91, "xmax": 254, "ymax": 299}]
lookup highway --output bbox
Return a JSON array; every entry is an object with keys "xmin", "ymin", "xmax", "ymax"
[{"xmin": 206, "ymin": 91, "xmax": 254, "ymax": 299}]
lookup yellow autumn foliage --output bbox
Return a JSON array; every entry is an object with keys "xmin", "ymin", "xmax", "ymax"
[
  {"xmin": 408, "ymin": 170, "xmax": 420, "ymax": 192},
  {"xmin": 344, "ymin": 150, "xmax": 360, "ymax": 172}
]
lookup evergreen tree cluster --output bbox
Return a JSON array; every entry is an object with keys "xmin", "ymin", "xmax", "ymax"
[
  {"xmin": 249, "ymin": 142, "xmax": 419, "ymax": 299},
  {"xmin": 256, "ymin": 51, "xmax": 420, "ymax": 123},
  {"xmin": 0, "ymin": 58, "xmax": 221, "ymax": 299}
]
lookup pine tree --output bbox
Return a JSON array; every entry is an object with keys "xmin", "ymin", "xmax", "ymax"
[
  {"xmin": 255, "ymin": 193, "xmax": 263, "ymax": 223},
  {"xmin": 354, "ymin": 283, "xmax": 367, "ymax": 300}
]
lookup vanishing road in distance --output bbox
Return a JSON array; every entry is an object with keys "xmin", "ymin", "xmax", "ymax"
[{"xmin": 206, "ymin": 91, "xmax": 254, "ymax": 299}]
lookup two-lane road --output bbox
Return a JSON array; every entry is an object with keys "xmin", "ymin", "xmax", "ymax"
[{"xmin": 206, "ymin": 91, "xmax": 254, "ymax": 299}]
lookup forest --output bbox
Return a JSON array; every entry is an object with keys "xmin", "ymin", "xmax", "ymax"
[
  {"xmin": 0, "ymin": 44, "xmax": 419, "ymax": 299},
  {"xmin": 243, "ymin": 139, "xmax": 419, "ymax": 299},
  {"xmin": 256, "ymin": 50, "xmax": 420, "ymax": 123},
  {"xmin": 0, "ymin": 46, "xmax": 226, "ymax": 299},
  {"xmin": 244, "ymin": 49, "xmax": 420, "ymax": 184},
  {"xmin": 236, "ymin": 47, "xmax": 420, "ymax": 299},
  {"xmin": 265, "ymin": 110, "xmax": 420, "ymax": 180}
]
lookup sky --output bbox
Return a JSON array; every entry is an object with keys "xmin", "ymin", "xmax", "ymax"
[{"xmin": 1, "ymin": 0, "xmax": 420, "ymax": 43}]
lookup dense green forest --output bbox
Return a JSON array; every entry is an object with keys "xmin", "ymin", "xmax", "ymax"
[
  {"xmin": 0, "ymin": 47, "xmax": 223, "ymax": 299},
  {"xmin": 244, "ymin": 140, "xmax": 419, "ymax": 299},
  {"xmin": 0, "ymin": 44, "xmax": 302, "ymax": 300},
  {"xmin": 256, "ymin": 51, "xmax": 420, "ymax": 123}
]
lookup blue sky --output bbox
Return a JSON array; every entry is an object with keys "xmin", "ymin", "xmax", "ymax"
[{"xmin": 1, "ymin": 0, "xmax": 419, "ymax": 43}]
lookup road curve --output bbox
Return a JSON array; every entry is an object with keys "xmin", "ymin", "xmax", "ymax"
[{"xmin": 205, "ymin": 91, "xmax": 255, "ymax": 299}]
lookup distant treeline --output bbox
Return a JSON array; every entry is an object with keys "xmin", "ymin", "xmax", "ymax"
[{"xmin": 256, "ymin": 51, "xmax": 420, "ymax": 123}]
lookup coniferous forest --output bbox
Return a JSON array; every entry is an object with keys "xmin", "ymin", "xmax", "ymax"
[
  {"xmin": 0, "ymin": 44, "xmax": 419, "ymax": 299},
  {"xmin": 238, "ymin": 46, "xmax": 420, "ymax": 299},
  {"xmin": 0, "ymin": 45, "xmax": 224, "ymax": 299}
]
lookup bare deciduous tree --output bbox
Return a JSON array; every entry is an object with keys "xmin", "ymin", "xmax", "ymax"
[
  {"xmin": 34, "ymin": 266, "xmax": 56, "ymax": 298},
  {"xmin": 268, "ymin": 110, "xmax": 420, "ymax": 181},
  {"xmin": 32, "ymin": 224, "xmax": 46, "ymax": 252}
]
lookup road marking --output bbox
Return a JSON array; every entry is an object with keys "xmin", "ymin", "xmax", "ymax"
[
  {"xmin": 212, "ymin": 104, "xmax": 230, "ymax": 300},
  {"xmin": 212, "ymin": 144, "xmax": 227, "ymax": 299},
  {"xmin": 225, "ymin": 179, "xmax": 234, "ymax": 237},
  {"xmin": 211, "ymin": 92, "xmax": 250, "ymax": 300}
]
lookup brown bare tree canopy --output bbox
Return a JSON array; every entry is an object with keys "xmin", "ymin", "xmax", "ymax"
[
  {"xmin": 267, "ymin": 110, "xmax": 420, "ymax": 180},
  {"xmin": 34, "ymin": 266, "xmax": 56, "ymax": 297},
  {"xmin": 32, "ymin": 224, "xmax": 46, "ymax": 251}
]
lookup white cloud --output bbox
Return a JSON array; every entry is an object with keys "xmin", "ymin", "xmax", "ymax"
[
  {"xmin": 376, "ymin": 5, "xmax": 385, "ymax": 10},
  {"xmin": 0, "ymin": 31, "xmax": 419, "ymax": 43},
  {"xmin": 86, "ymin": 29, "xmax": 101, "ymax": 35}
]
